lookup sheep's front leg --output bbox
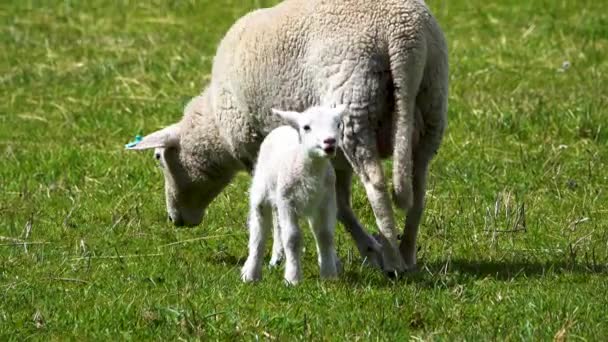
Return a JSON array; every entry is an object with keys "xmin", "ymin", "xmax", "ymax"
[
  {"xmin": 309, "ymin": 193, "xmax": 340, "ymax": 279},
  {"xmin": 269, "ymin": 208, "xmax": 284, "ymax": 267},
  {"xmin": 340, "ymin": 111, "xmax": 406, "ymax": 275},
  {"xmin": 334, "ymin": 168, "xmax": 383, "ymax": 269},
  {"xmin": 276, "ymin": 201, "xmax": 302, "ymax": 285},
  {"xmin": 241, "ymin": 203, "xmax": 272, "ymax": 282}
]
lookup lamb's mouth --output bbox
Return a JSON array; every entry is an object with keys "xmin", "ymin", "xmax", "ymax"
[{"xmin": 323, "ymin": 146, "xmax": 336, "ymax": 155}]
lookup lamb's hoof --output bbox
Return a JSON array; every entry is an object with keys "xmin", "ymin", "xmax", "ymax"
[
  {"xmin": 284, "ymin": 268, "xmax": 302, "ymax": 286},
  {"xmin": 241, "ymin": 264, "xmax": 262, "ymax": 283},
  {"xmin": 284, "ymin": 276, "xmax": 301, "ymax": 286},
  {"xmin": 269, "ymin": 256, "xmax": 283, "ymax": 268},
  {"xmin": 241, "ymin": 272, "xmax": 261, "ymax": 283}
]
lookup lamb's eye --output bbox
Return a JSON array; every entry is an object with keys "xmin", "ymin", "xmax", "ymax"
[
  {"xmin": 303, "ymin": 125, "xmax": 311, "ymax": 132},
  {"xmin": 154, "ymin": 152, "xmax": 161, "ymax": 161}
]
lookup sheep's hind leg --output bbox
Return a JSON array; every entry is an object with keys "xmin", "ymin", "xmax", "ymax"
[
  {"xmin": 269, "ymin": 208, "xmax": 284, "ymax": 267},
  {"xmin": 340, "ymin": 107, "xmax": 406, "ymax": 276},
  {"xmin": 241, "ymin": 202, "xmax": 272, "ymax": 282},
  {"xmin": 335, "ymin": 168, "xmax": 383, "ymax": 269},
  {"xmin": 400, "ymin": 81, "xmax": 447, "ymax": 269}
]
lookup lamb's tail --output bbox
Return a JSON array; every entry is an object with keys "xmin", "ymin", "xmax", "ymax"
[{"xmin": 387, "ymin": 28, "xmax": 428, "ymax": 211}]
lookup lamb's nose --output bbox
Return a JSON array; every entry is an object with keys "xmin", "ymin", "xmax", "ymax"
[{"xmin": 324, "ymin": 138, "xmax": 336, "ymax": 145}]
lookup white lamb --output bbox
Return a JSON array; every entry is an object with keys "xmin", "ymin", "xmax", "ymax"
[
  {"xmin": 127, "ymin": 0, "xmax": 449, "ymax": 275},
  {"xmin": 241, "ymin": 105, "xmax": 345, "ymax": 285}
]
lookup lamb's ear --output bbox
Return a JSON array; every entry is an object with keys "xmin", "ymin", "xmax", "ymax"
[
  {"xmin": 126, "ymin": 124, "xmax": 180, "ymax": 150},
  {"xmin": 331, "ymin": 104, "xmax": 348, "ymax": 118},
  {"xmin": 271, "ymin": 108, "xmax": 300, "ymax": 129}
]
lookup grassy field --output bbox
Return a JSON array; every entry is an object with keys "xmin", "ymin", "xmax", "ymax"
[{"xmin": 1, "ymin": 0, "xmax": 607, "ymax": 339}]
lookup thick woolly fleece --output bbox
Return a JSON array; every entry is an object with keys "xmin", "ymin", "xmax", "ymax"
[{"xmin": 131, "ymin": 0, "xmax": 448, "ymax": 273}]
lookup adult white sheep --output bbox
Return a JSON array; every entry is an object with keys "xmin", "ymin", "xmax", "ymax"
[
  {"xmin": 242, "ymin": 105, "xmax": 345, "ymax": 285},
  {"xmin": 127, "ymin": 0, "xmax": 448, "ymax": 275}
]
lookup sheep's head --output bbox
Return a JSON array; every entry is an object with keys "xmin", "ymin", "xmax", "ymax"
[
  {"xmin": 127, "ymin": 96, "xmax": 232, "ymax": 227},
  {"xmin": 271, "ymin": 105, "xmax": 347, "ymax": 159}
]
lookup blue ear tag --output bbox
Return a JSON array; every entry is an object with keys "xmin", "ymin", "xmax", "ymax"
[{"xmin": 125, "ymin": 135, "xmax": 143, "ymax": 149}]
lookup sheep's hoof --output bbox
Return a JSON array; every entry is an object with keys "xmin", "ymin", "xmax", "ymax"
[
  {"xmin": 335, "ymin": 258, "xmax": 343, "ymax": 274},
  {"xmin": 320, "ymin": 261, "xmax": 340, "ymax": 280},
  {"xmin": 399, "ymin": 240, "xmax": 421, "ymax": 271},
  {"xmin": 384, "ymin": 269, "xmax": 400, "ymax": 279},
  {"xmin": 384, "ymin": 263, "xmax": 418, "ymax": 279},
  {"xmin": 372, "ymin": 233, "xmax": 407, "ymax": 275},
  {"xmin": 357, "ymin": 235, "xmax": 384, "ymax": 269},
  {"xmin": 391, "ymin": 186, "xmax": 413, "ymax": 211},
  {"xmin": 320, "ymin": 273, "xmax": 339, "ymax": 281}
]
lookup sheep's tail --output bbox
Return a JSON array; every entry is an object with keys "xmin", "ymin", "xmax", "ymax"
[{"xmin": 387, "ymin": 31, "xmax": 428, "ymax": 211}]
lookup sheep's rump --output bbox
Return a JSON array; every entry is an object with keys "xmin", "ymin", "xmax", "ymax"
[{"xmin": 210, "ymin": 0, "xmax": 436, "ymax": 164}]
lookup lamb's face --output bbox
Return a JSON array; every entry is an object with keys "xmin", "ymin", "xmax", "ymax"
[{"xmin": 272, "ymin": 105, "xmax": 347, "ymax": 159}]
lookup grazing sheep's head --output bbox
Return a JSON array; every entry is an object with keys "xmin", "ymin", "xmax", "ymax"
[
  {"xmin": 127, "ymin": 96, "xmax": 232, "ymax": 227},
  {"xmin": 271, "ymin": 104, "xmax": 347, "ymax": 159}
]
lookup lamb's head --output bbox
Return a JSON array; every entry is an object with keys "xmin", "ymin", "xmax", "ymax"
[
  {"xmin": 127, "ymin": 96, "xmax": 233, "ymax": 227},
  {"xmin": 272, "ymin": 105, "xmax": 347, "ymax": 159}
]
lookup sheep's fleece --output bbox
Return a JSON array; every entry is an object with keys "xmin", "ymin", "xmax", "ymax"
[{"xmin": 128, "ymin": 0, "xmax": 448, "ymax": 274}]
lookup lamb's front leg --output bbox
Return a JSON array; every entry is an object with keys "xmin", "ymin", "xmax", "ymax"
[
  {"xmin": 241, "ymin": 203, "xmax": 272, "ymax": 282},
  {"xmin": 269, "ymin": 208, "xmax": 284, "ymax": 267},
  {"xmin": 309, "ymin": 193, "xmax": 340, "ymax": 279},
  {"xmin": 276, "ymin": 201, "xmax": 302, "ymax": 285}
]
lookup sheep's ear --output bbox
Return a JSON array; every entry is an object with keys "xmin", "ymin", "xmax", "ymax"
[
  {"xmin": 126, "ymin": 124, "xmax": 180, "ymax": 150},
  {"xmin": 271, "ymin": 108, "xmax": 300, "ymax": 128}
]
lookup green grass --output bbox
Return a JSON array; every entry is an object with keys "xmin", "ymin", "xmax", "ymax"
[{"xmin": 1, "ymin": 0, "xmax": 607, "ymax": 339}]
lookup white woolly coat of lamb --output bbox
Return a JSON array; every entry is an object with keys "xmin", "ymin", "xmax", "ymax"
[
  {"xmin": 241, "ymin": 105, "xmax": 345, "ymax": 285},
  {"xmin": 127, "ymin": 0, "xmax": 448, "ymax": 275}
]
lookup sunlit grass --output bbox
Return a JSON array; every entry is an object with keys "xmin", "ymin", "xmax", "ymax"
[{"xmin": 1, "ymin": 0, "xmax": 607, "ymax": 339}]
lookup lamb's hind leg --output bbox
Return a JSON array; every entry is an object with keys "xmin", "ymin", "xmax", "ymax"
[
  {"xmin": 309, "ymin": 192, "xmax": 340, "ymax": 279},
  {"xmin": 242, "ymin": 202, "xmax": 272, "ymax": 282},
  {"xmin": 269, "ymin": 208, "xmax": 284, "ymax": 267},
  {"xmin": 276, "ymin": 201, "xmax": 303, "ymax": 285}
]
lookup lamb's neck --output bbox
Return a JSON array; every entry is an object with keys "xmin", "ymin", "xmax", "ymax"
[{"xmin": 296, "ymin": 148, "xmax": 330, "ymax": 176}]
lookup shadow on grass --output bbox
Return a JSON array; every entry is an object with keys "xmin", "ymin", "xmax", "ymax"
[
  {"xmin": 201, "ymin": 251, "xmax": 607, "ymax": 288},
  {"xmin": 337, "ymin": 258, "xmax": 607, "ymax": 289},
  {"xmin": 203, "ymin": 251, "xmax": 244, "ymax": 266},
  {"xmin": 424, "ymin": 258, "xmax": 607, "ymax": 280}
]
